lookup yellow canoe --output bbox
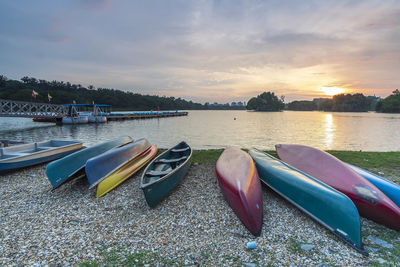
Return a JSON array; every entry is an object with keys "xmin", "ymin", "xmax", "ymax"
[{"xmin": 96, "ymin": 145, "xmax": 158, "ymax": 198}]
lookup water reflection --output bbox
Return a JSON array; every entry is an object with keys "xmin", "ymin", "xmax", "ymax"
[
  {"xmin": 324, "ymin": 113, "xmax": 334, "ymax": 149},
  {"xmin": 0, "ymin": 111, "xmax": 399, "ymax": 151}
]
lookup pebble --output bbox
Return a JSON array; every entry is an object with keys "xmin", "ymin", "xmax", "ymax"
[
  {"xmin": 300, "ymin": 244, "xmax": 314, "ymax": 251},
  {"xmin": 0, "ymin": 163, "xmax": 398, "ymax": 266},
  {"xmin": 367, "ymin": 236, "xmax": 393, "ymax": 248}
]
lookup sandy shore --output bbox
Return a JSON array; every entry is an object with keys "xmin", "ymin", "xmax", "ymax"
[{"xmin": 0, "ymin": 160, "xmax": 399, "ymax": 266}]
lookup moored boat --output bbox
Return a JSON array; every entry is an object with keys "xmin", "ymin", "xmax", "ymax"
[
  {"xmin": 96, "ymin": 145, "xmax": 157, "ymax": 198},
  {"xmin": 347, "ymin": 163, "xmax": 400, "ymax": 209},
  {"xmin": 140, "ymin": 141, "xmax": 192, "ymax": 208},
  {"xmin": 276, "ymin": 144, "xmax": 400, "ymax": 231},
  {"xmin": 86, "ymin": 138, "xmax": 151, "ymax": 188},
  {"xmin": 46, "ymin": 136, "xmax": 133, "ymax": 189},
  {"xmin": 62, "ymin": 116, "xmax": 89, "ymax": 124},
  {"xmin": 249, "ymin": 149, "xmax": 367, "ymax": 255},
  {"xmin": 216, "ymin": 147, "xmax": 263, "ymax": 236},
  {"xmin": 0, "ymin": 140, "xmax": 83, "ymax": 174}
]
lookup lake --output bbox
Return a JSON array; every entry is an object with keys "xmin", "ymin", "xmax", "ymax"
[{"xmin": 0, "ymin": 110, "xmax": 399, "ymax": 151}]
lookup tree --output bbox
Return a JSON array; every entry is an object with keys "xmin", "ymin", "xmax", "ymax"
[
  {"xmin": 376, "ymin": 90, "xmax": 400, "ymax": 113},
  {"xmin": 246, "ymin": 91, "xmax": 285, "ymax": 111}
]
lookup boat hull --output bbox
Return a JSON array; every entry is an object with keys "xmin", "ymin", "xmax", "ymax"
[
  {"xmin": 0, "ymin": 140, "xmax": 83, "ymax": 174},
  {"xmin": 140, "ymin": 141, "xmax": 192, "ymax": 208},
  {"xmin": 276, "ymin": 144, "xmax": 400, "ymax": 231},
  {"xmin": 249, "ymin": 149, "xmax": 366, "ymax": 255},
  {"xmin": 85, "ymin": 138, "xmax": 151, "ymax": 188},
  {"xmin": 96, "ymin": 145, "xmax": 157, "ymax": 198},
  {"xmin": 46, "ymin": 136, "xmax": 133, "ymax": 189},
  {"xmin": 347, "ymin": 163, "xmax": 400, "ymax": 209},
  {"xmin": 216, "ymin": 147, "xmax": 263, "ymax": 236}
]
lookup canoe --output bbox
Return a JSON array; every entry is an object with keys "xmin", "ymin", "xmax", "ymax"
[
  {"xmin": 140, "ymin": 141, "xmax": 192, "ymax": 208},
  {"xmin": 249, "ymin": 149, "xmax": 366, "ymax": 255},
  {"xmin": 216, "ymin": 147, "xmax": 263, "ymax": 236},
  {"xmin": 347, "ymin": 163, "xmax": 400, "ymax": 209},
  {"xmin": 96, "ymin": 145, "xmax": 157, "ymax": 198},
  {"xmin": 86, "ymin": 138, "xmax": 151, "ymax": 188},
  {"xmin": 46, "ymin": 136, "xmax": 133, "ymax": 189},
  {"xmin": 0, "ymin": 140, "xmax": 83, "ymax": 174},
  {"xmin": 276, "ymin": 144, "xmax": 400, "ymax": 231}
]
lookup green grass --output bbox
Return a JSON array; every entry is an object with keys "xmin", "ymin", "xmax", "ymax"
[{"xmin": 78, "ymin": 248, "xmax": 183, "ymax": 267}]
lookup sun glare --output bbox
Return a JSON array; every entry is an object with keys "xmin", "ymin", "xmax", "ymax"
[{"xmin": 319, "ymin": 86, "xmax": 345, "ymax": 96}]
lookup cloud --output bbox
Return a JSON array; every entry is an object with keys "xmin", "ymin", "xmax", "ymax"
[{"xmin": 1, "ymin": 0, "xmax": 399, "ymax": 103}]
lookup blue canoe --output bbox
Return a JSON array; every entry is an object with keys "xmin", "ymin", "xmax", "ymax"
[
  {"xmin": 0, "ymin": 140, "xmax": 83, "ymax": 174},
  {"xmin": 347, "ymin": 163, "xmax": 400, "ymax": 209},
  {"xmin": 249, "ymin": 149, "xmax": 367, "ymax": 255},
  {"xmin": 46, "ymin": 136, "xmax": 133, "ymax": 188},
  {"xmin": 86, "ymin": 138, "xmax": 151, "ymax": 188}
]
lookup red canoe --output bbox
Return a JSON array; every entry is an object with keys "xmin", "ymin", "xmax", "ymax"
[
  {"xmin": 276, "ymin": 144, "xmax": 400, "ymax": 231},
  {"xmin": 216, "ymin": 147, "xmax": 263, "ymax": 236}
]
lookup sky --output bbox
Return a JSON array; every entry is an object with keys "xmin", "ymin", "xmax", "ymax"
[{"xmin": 0, "ymin": 0, "xmax": 399, "ymax": 103}]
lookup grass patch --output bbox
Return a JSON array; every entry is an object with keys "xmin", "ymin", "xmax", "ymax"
[
  {"xmin": 192, "ymin": 149, "xmax": 223, "ymax": 164},
  {"xmin": 78, "ymin": 248, "xmax": 183, "ymax": 267}
]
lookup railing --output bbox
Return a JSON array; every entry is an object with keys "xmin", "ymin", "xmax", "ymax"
[{"xmin": 0, "ymin": 99, "xmax": 64, "ymax": 118}]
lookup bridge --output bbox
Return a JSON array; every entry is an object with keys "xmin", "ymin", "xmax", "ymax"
[{"xmin": 0, "ymin": 99, "xmax": 64, "ymax": 118}]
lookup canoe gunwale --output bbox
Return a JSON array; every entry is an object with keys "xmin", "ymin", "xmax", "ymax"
[
  {"xmin": 251, "ymin": 148, "xmax": 368, "ymax": 256},
  {"xmin": 0, "ymin": 141, "xmax": 83, "ymax": 163},
  {"xmin": 87, "ymin": 139, "xmax": 151, "ymax": 189},
  {"xmin": 140, "ymin": 142, "xmax": 192, "ymax": 189}
]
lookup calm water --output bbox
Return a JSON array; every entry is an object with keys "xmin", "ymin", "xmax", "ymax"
[{"xmin": 0, "ymin": 110, "xmax": 399, "ymax": 151}]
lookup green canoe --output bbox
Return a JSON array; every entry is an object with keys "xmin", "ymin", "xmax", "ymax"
[
  {"xmin": 249, "ymin": 149, "xmax": 367, "ymax": 255},
  {"xmin": 140, "ymin": 141, "xmax": 192, "ymax": 208}
]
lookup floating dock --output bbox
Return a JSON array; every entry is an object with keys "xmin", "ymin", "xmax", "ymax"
[{"xmin": 106, "ymin": 111, "xmax": 188, "ymax": 121}]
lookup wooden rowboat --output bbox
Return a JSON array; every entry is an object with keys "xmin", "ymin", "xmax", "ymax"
[
  {"xmin": 216, "ymin": 147, "xmax": 263, "ymax": 236},
  {"xmin": 249, "ymin": 149, "xmax": 367, "ymax": 255},
  {"xmin": 86, "ymin": 138, "xmax": 151, "ymax": 188},
  {"xmin": 96, "ymin": 145, "xmax": 157, "ymax": 198},
  {"xmin": 0, "ymin": 140, "xmax": 83, "ymax": 174},
  {"xmin": 347, "ymin": 163, "xmax": 400, "ymax": 209},
  {"xmin": 140, "ymin": 141, "xmax": 192, "ymax": 208},
  {"xmin": 46, "ymin": 136, "xmax": 132, "ymax": 189},
  {"xmin": 276, "ymin": 144, "xmax": 400, "ymax": 231}
]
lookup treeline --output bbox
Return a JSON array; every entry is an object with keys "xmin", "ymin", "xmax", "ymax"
[
  {"xmin": 288, "ymin": 92, "xmax": 399, "ymax": 113},
  {"xmin": 0, "ymin": 75, "xmax": 208, "ymax": 110}
]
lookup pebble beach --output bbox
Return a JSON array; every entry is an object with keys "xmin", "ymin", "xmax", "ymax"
[{"xmin": 0, "ymin": 157, "xmax": 399, "ymax": 266}]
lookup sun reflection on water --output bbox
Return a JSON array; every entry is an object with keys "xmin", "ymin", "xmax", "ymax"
[{"xmin": 324, "ymin": 113, "xmax": 334, "ymax": 149}]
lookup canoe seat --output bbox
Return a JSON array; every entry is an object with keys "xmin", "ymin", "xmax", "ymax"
[
  {"xmin": 171, "ymin": 147, "xmax": 190, "ymax": 153},
  {"xmin": 155, "ymin": 156, "xmax": 187, "ymax": 164},
  {"xmin": 146, "ymin": 170, "xmax": 171, "ymax": 177}
]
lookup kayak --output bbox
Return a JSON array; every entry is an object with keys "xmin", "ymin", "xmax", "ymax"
[
  {"xmin": 216, "ymin": 147, "xmax": 263, "ymax": 236},
  {"xmin": 140, "ymin": 141, "xmax": 192, "ymax": 208},
  {"xmin": 96, "ymin": 145, "xmax": 157, "ymax": 198},
  {"xmin": 347, "ymin": 163, "xmax": 400, "ymax": 209},
  {"xmin": 46, "ymin": 136, "xmax": 133, "ymax": 188},
  {"xmin": 86, "ymin": 138, "xmax": 151, "ymax": 188},
  {"xmin": 249, "ymin": 149, "xmax": 366, "ymax": 255},
  {"xmin": 276, "ymin": 144, "xmax": 400, "ymax": 231}
]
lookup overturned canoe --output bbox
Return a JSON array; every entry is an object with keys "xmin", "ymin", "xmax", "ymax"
[
  {"xmin": 46, "ymin": 136, "xmax": 133, "ymax": 189},
  {"xmin": 0, "ymin": 140, "xmax": 83, "ymax": 174},
  {"xmin": 216, "ymin": 147, "xmax": 263, "ymax": 236},
  {"xmin": 276, "ymin": 144, "xmax": 400, "ymax": 231},
  {"xmin": 249, "ymin": 149, "xmax": 366, "ymax": 255},
  {"xmin": 86, "ymin": 138, "xmax": 151, "ymax": 188},
  {"xmin": 347, "ymin": 163, "xmax": 400, "ymax": 209},
  {"xmin": 96, "ymin": 145, "xmax": 157, "ymax": 198},
  {"xmin": 140, "ymin": 141, "xmax": 192, "ymax": 208}
]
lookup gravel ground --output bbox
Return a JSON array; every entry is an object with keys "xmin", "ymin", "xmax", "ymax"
[{"xmin": 0, "ymin": 160, "xmax": 399, "ymax": 266}]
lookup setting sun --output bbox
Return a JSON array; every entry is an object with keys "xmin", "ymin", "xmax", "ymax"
[{"xmin": 319, "ymin": 86, "xmax": 345, "ymax": 96}]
